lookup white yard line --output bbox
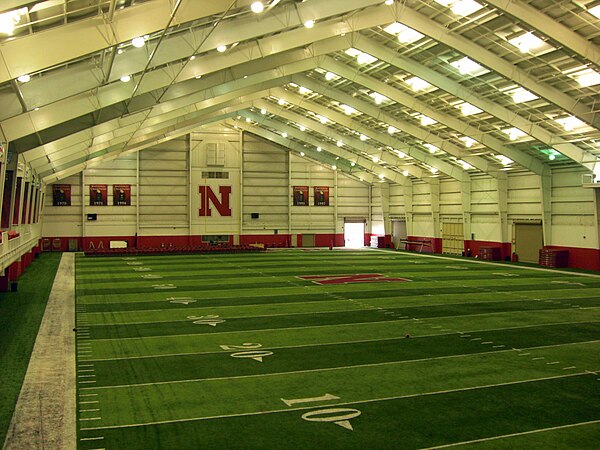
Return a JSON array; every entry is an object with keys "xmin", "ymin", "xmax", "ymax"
[
  {"xmin": 81, "ymin": 372, "xmax": 589, "ymax": 431},
  {"xmin": 374, "ymin": 248, "xmax": 600, "ymax": 278},
  {"xmin": 421, "ymin": 419, "xmax": 600, "ymax": 449},
  {"xmin": 80, "ymin": 339, "xmax": 600, "ymax": 391},
  {"xmin": 85, "ymin": 320, "xmax": 600, "ymax": 362}
]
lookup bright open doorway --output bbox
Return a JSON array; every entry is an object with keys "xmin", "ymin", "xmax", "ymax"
[{"xmin": 344, "ymin": 222, "xmax": 365, "ymax": 248}]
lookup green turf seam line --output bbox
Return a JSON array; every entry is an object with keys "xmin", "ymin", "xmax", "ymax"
[
  {"xmin": 79, "ymin": 372, "xmax": 591, "ymax": 431},
  {"xmin": 79, "ymin": 339, "xmax": 600, "ymax": 390},
  {"xmin": 79, "ymin": 296, "xmax": 587, "ymax": 325},
  {"xmin": 82, "ymin": 321, "xmax": 600, "ymax": 362},
  {"xmin": 83, "ymin": 307, "xmax": 600, "ymax": 342},
  {"xmin": 421, "ymin": 418, "xmax": 600, "ymax": 449}
]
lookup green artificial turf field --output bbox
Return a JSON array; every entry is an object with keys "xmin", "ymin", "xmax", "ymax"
[{"xmin": 74, "ymin": 249, "xmax": 600, "ymax": 449}]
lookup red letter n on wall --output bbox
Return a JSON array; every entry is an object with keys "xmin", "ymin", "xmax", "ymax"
[{"xmin": 199, "ymin": 186, "xmax": 232, "ymax": 217}]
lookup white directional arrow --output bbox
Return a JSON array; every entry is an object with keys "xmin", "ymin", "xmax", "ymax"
[
  {"xmin": 188, "ymin": 314, "xmax": 225, "ymax": 326},
  {"xmin": 133, "ymin": 267, "xmax": 152, "ymax": 272},
  {"xmin": 551, "ymin": 281, "xmax": 585, "ymax": 286},
  {"xmin": 281, "ymin": 393, "xmax": 340, "ymax": 407},
  {"xmin": 142, "ymin": 274, "xmax": 163, "ymax": 279},
  {"xmin": 168, "ymin": 297, "xmax": 196, "ymax": 305},
  {"xmin": 152, "ymin": 284, "xmax": 176, "ymax": 290},
  {"xmin": 127, "ymin": 262, "xmax": 143, "ymax": 266},
  {"xmin": 335, "ymin": 420, "xmax": 354, "ymax": 431},
  {"xmin": 493, "ymin": 272, "xmax": 519, "ymax": 277}
]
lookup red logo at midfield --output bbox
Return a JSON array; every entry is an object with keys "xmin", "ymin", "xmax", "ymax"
[{"xmin": 298, "ymin": 274, "xmax": 411, "ymax": 285}]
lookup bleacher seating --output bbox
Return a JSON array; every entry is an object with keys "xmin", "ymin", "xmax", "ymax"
[{"xmin": 84, "ymin": 244, "xmax": 266, "ymax": 257}]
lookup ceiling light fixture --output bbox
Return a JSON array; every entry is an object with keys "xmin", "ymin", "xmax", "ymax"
[
  {"xmin": 217, "ymin": 44, "xmax": 227, "ymax": 53},
  {"xmin": 120, "ymin": 75, "xmax": 131, "ymax": 82},
  {"xmin": 304, "ymin": 19, "xmax": 315, "ymax": 28},
  {"xmin": 337, "ymin": 140, "xmax": 344, "ymax": 147},
  {"xmin": 17, "ymin": 74, "xmax": 30, "ymax": 83},
  {"xmin": 316, "ymin": 146, "xmax": 322, "ymax": 152},
  {"xmin": 251, "ymin": 1, "xmax": 264, "ymax": 13},
  {"xmin": 132, "ymin": 36, "xmax": 146, "ymax": 48}
]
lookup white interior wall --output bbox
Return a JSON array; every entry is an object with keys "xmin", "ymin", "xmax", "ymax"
[{"xmin": 40, "ymin": 129, "xmax": 600, "ymax": 250}]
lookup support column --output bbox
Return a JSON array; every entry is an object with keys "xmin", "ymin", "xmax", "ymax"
[
  {"xmin": 404, "ymin": 177, "xmax": 414, "ymax": 237},
  {"xmin": 378, "ymin": 182, "xmax": 391, "ymax": 247},
  {"xmin": 461, "ymin": 178, "xmax": 472, "ymax": 249},
  {"xmin": 430, "ymin": 179, "xmax": 441, "ymax": 253},
  {"xmin": 540, "ymin": 172, "xmax": 552, "ymax": 246}
]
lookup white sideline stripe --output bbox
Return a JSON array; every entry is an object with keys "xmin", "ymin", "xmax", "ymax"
[
  {"xmin": 79, "ymin": 417, "xmax": 101, "ymax": 421},
  {"xmin": 85, "ymin": 322, "xmax": 600, "ymax": 362},
  {"xmin": 421, "ymin": 419, "xmax": 600, "ymax": 449},
  {"xmin": 80, "ymin": 437, "xmax": 104, "ymax": 441},
  {"xmin": 80, "ymin": 409, "xmax": 100, "ymax": 412},
  {"xmin": 80, "ymin": 372, "xmax": 589, "ymax": 431},
  {"xmin": 79, "ymin": 401, "xmax": 99, "ymax": 404},
  {"xmin": 373, "ymin": 248, "xmax": 600, "ymax": 278},
  {"xmin": 80, "ymin": 340, "xmax": 600, "ymax": 391}
]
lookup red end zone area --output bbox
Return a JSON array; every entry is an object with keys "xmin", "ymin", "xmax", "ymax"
[{"xmin": 298, "ymin": 274, "xmax": 412, "ymax": 285}]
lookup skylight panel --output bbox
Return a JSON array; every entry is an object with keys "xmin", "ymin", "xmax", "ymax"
[
  {"xmin": 345, "ymin": 48, "xmax": 377, "ymax": 65},
  {"xmin": 383, "ymin": 22, "xmax": 424, "ymax": 44},
  {"xmin": 504, "ymin": 86, "xmax": 539, "ymax": 104},
  {"xmin": 433, "ymin": 0, "xmax": 483, "ymax": 16},
  {"xmin": 456, "ymin": 102, "xmax": 483, "ymax": 116},
  {"xmin": 502, "ymin": 127, "xmax": 527, "ymax": 141},
  {"xmin": 419, "ymin": 115, "xmax": 437, "ymax": 126},
  {"xmin": 459, "ymin": 136, "xmax": 478, "ymax": 148},
  {"xmin": 588, "ymin": 5, "xmax": 600, "ymax": 19},
  {"xmin": 369, "ymin": 92, "xmax": 391, "ymax": 105},
  {"xmin": 508, "ymin": 32, "xmax": 555, "ymax": 55},
  {"xmin": 423, "ymin": 143, "xmax": 440, "ymax": 153},
  {"xmin": 405, "ymin": 76, "xmax": 437, "ymax": 93},
  {"xmin": 450, "ymin": 57, "xmax": 489, "ymax": 76},
  {"xmin": 494, "ymin": 154, "xmax": 513, "ymax": 166},
  {"xmin": 555, "ymin": 116, "xmax": 587, "ymax": 132},
  {"xmin": 567, "ymin": 68, "xmax": 600, "ymax": 88}
]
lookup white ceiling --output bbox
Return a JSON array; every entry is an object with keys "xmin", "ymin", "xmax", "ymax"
[{"xmin": 0, "ymin": 0, "xmax": 599, "ymax": 183}]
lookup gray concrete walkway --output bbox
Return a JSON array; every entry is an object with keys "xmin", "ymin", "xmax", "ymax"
[{"xmin": 3, "ymin": 253, "xmax": 76, "ymax": 450}]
